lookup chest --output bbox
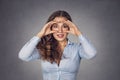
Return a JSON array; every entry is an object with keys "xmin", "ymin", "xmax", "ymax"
[{"xmin": 40, "ymin": 45, "xmax": 81, "ymax": 73}]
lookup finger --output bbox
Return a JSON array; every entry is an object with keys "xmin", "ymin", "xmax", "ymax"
[
  {"xmin": 43, "ymin": 21, "xmax": 57, "ymax": 30},
  {"xmin": 67, "ymin": 20, "xmax": 76, "ymax": 27},
  {"xmin": 64, "ymin": 20, "xmax": 73, "ymax": 28},
  {"xmin": 49, "ymin": 30, "xmax": 57, "ymax": 34},
  {"xmin": 66, "ymin": 20, "xmax": 79, "ymax": 32},
  {"xmin": 64, "ymin": 30, "xmax": 71, "ymax": 34},
  {"xmin": 46, "ymin": 26, "xmax": 57, "ymax": 34},
  {"xmin": 47, "ymin": 21, "xmax": 58, "ymax": 30},
  {"xmin": 48, "ymin": 21, "xmax": 57, "ymax": 26}
]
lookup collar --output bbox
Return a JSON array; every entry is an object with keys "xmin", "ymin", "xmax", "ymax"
[{"xmin": 67, "ymin": 38, "xmax": 73, "ymax": 45}]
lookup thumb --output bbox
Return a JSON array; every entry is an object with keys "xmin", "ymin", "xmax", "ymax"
[
  {"xmin": 64, "ymin": 30, "xmax": 71, "ymax": 34},
  {"xmin": 49, "ymin": 30, "xmax": 56, "ymax": 34}
]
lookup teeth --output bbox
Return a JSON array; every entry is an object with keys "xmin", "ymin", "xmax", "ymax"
[{"xmin": 57, "ymin": 34, "xmax": 64, "ymax": 37}]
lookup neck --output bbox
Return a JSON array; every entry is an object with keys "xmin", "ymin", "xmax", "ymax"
[{"xmin": 58, "ymin": 39, "xmax": 68, "ymax": 47}]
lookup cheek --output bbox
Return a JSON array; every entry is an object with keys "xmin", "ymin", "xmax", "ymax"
[
  {"xmin": 52, "ymin": 33, "xmax": 57, "ymax": 38},
  {"xmin": 65, "ymin": 33, "xmax": 68, "ymax": 37},
  {"xmin": 63, "ymin": 33, "xmax": 68, "ymax": 38}
]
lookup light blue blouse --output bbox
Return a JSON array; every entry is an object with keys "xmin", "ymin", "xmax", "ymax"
[{"xmin": 18, "ymin": 34, "xmax": 97, "ymax": 80}]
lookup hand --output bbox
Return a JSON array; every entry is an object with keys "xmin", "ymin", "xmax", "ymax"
[
  {"xmin": 64, "ymin": 20, "xmax": 82, "ymax": 36},
  {"xmin": 36, "ymin": 21, "xmax": 57, "ymax": 38}
]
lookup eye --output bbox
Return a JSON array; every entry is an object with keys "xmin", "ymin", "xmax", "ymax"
[
  {"xmin": 63, "ymin": 23, "xmax": 69, "ymax": 29},
  {"xmin": 52, "ymin": 23, "xmax": 58, "ymax": 28}
]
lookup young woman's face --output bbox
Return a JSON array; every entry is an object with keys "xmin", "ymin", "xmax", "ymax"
[{"xmin": 51, "ymin": 17, "xmax": 69, "ymax": 42}]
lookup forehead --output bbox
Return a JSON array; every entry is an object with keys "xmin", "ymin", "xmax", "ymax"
[{"xmin": 53, "ymin": 17, "xmax": 67, "ymax": 23}]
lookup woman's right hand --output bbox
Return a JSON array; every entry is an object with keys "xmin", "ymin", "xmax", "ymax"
[{"xmin": 36, "ymin": 21, "xmax": 57, "ymax": 38}]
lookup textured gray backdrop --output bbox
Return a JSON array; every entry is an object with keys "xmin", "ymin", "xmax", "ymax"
[{"xmin": 0, "ymin": 0, "xmax": 120, "ymax": 80}]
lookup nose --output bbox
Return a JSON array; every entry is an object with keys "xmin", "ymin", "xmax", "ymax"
[{"xmin": 58, "ymin": 27, "xmax": 63, "ymax": 33}]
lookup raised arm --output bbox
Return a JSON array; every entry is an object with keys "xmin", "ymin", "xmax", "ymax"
[
  {"xmin": 18, "ymin": 21, "xmax": 57, "ymax": 62},
  {"xmin": 64, "ymin": 20, "xmax": 97, "ymax": 59}
]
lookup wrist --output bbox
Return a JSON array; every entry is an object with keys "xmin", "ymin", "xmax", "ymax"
[
  {"xmin": 76, "ymin": 31, "xmax": 82, "ymax": 36},
  {"xmin": 36, "ymin": 33, "xmax": 43, "ymax": 38}
]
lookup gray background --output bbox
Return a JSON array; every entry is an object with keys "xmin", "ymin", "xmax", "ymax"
[{"xmin": 0, "ymin": 0, "xmax": 120, "ymax": 80}]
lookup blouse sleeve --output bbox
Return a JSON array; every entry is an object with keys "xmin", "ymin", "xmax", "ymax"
[
  {"xmin": 18, "ymin": 36, "xmax": 41, "ymax": 62},
  {"xmin": 78, "ymin": 34, "xmax": 97, "ymax": 59}
]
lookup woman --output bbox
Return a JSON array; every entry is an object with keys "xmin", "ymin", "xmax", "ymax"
[{"xmin": 18, "ymin": 10, "xmax": 97, "ymax": 80}]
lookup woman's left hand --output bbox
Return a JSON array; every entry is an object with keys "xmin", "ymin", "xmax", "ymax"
[{"xmin": 64, "ymin": 20, "xmax": 82, "ymax": 36}]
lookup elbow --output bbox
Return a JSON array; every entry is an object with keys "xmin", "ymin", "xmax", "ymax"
[
  {"xmin": 18, "ymin": 52, "xmax": 31, "ymax": 62},
  {"xmin": 85, "ymin": 49, "xmax": 97, "ymax": 59}
]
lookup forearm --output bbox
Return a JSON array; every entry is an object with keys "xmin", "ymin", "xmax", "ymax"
[
  {"xmin": 78, "ymin": 34, "xmax": 97, "ymax": 59},
  {"xmin": 36, "ymin": 32, "xmax": 44, "ymax": 38},
  {"xmin": 18, "ymin": 36, "xmax": 41, "ymax": 61}
]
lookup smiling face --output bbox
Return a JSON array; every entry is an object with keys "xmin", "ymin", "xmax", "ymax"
[{"xmin": 51, "ymin": 17, "xmax": 69, "ymax": 42}]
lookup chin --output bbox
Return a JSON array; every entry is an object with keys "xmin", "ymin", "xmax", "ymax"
[
  {"xmin": 54, "ymin": 36, "xmax": 67, "ymax": 41},
  {"xmin": 55, "ymin": 38, "xmax": 66, "ymax": 42}
]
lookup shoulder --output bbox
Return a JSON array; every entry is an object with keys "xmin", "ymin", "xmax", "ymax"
[
  {"xmin": 67, "ymin": 40, "xmax": 81, "ymax": 51},
  {"xmin": 67, "ymin": 39, "xmax": 81, "ymax": 47}
]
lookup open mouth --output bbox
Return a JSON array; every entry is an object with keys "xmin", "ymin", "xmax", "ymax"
[{"xmin": 57, "ymin": 34, "xmax": 64, "ymax": 38}]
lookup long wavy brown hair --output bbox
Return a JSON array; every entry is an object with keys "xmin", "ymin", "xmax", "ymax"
[{"xmin": 36, "ymin": 10, "xmax": 72, "ymax": 66}]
